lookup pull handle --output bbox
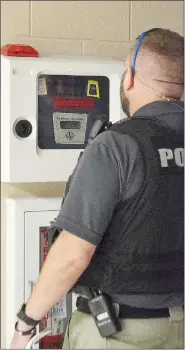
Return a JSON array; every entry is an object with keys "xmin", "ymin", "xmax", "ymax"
[
  {"xmin": 29, "ymin": 281, "xmax": 35, "ymax": 295},
  {"xmin": 25, "ymin": 329, "xmax": 52, "ymax": 349}
]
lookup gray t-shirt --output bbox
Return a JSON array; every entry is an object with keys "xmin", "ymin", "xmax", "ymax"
[{"xmin": 55, "ymin": 101, "xmax": 184, "ymax": 309}]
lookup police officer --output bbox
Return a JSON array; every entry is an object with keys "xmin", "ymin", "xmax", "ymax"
[{"xmin": 11, "ymin": 28, "xmax": 184, "ymax": 349}]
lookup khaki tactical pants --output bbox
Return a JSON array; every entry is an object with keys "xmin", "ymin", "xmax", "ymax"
[{"xmin": 63, "ymin": 307, "xmax": 184, "ymax": 349}]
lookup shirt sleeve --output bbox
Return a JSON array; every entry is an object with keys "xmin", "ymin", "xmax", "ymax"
[{"xmin": 54, "ymin": 135, "xmax": 122, "ymax": 246}]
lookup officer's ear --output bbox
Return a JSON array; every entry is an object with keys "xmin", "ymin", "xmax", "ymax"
[{"xmin": 124, "ymin": 65, "xmax": 134, "ymax": 92}]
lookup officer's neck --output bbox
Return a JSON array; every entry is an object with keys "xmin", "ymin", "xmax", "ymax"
[
  {"xmin": 130, "ymin": 96, "xmax": 164, "ymax": 116},
  {"xmin": 129, "ymin": 82, "xmax": 180, "ymax": 116}
]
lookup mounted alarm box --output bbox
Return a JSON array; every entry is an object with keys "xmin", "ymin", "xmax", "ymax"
[
  {"xmin": 6, "ymin": 197, "xmax": 78, "ymax": 349},
  {"xmin": 1, "ymin": 47, "xmax": 124, "ymax": 183}
]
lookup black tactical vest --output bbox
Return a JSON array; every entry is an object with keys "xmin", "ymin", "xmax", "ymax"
[
  {"xmin": 49, "ymin": 117, "xmax": 184, "ymax": 295},
  {"xmin": 75, "ymin": 118, "xmax": 184, "ymax": 295}
]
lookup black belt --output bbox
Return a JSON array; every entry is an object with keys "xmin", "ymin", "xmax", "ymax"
[{"xmin": 76, "ymin": 296, "xmax": 172, "ymax": 319}]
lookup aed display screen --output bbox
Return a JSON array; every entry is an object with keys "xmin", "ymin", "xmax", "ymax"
[{"xmin": 60, "ymin": 121, "xmax": 81, "ymax": 130}]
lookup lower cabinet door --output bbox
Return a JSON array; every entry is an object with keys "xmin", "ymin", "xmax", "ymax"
[{"xmin": 25, "ymin": 210, "xmax": 76, "ymax": 349}]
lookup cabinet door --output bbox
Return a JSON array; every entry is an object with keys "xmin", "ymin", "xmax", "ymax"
[
  {"xmin": 25, "ymin": 210, "xmax": 76, "ymax": 349},
  {"xmin": 25, "ymin": 210, "xmax": 58, "ymax": 299}
]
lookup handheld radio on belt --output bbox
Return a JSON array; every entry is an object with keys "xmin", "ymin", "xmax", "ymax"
[{"xmin": 87, "ymin": 291, "xmax": 121, "ymax": 337}]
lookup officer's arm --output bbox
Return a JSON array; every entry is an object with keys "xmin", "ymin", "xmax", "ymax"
[
  {"xmin": 23, "ymin": 230, "xmax": 96, "ymax": 323},
  {"xmin": 17, "ymin": 133, "xmax": 121, "ymax": 331}
]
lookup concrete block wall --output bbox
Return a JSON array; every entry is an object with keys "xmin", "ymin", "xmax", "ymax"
[
  {"xmin": 1, "ymin": 1, "xmax": 184, "ymax": 348},
  {"xmin": 1, "ymin": 1, "xmax": 184, "ymax": 60}
]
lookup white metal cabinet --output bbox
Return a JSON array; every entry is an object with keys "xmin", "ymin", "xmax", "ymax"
[
  {"xmin": 1, "ymin": 54, "xmax": 124, "ymax": 183},
  {"xmin": 6, "ymin": 197, "xmax": 77, "ymax": 349}
]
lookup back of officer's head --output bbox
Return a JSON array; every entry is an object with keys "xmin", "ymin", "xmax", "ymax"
[{"xmin": 120, "ymin": 28, "xmax": 184, "ymax": 116}]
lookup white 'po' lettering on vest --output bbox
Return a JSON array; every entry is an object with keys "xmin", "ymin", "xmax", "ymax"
[{"xmin": 158, "ymin": 148, "xmax": 184, "ymax": 167}]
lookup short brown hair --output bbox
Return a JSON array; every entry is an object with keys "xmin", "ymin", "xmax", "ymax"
[
  {"xmin": 137, "ymin": 28, "xmax": 183, "ymax": 57},
  {"xmin": 134, "ymin": 28, "xmax": 184, "ymax": 84}
]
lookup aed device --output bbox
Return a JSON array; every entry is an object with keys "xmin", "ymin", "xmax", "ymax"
[{"xmin": 1, "ymin": 44, "xmax": 125, "ymax": 183}]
